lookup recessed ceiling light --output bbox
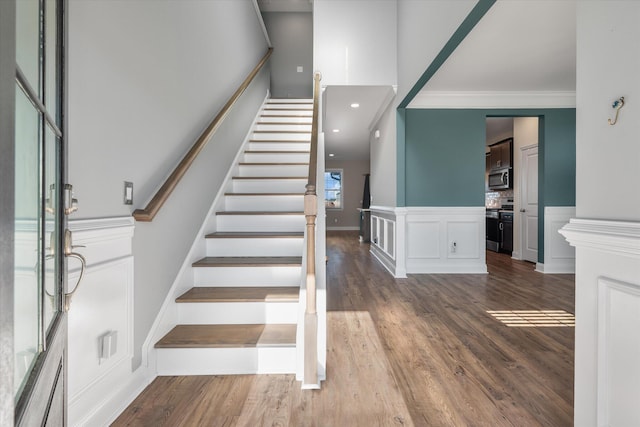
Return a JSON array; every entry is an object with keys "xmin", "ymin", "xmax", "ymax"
[
  {"xmin": 350, "ymin": 103, "xmax": 360, "ymax": 108},
  {"xmin": 329, "ymin": 153, "xmax": 335, "ymax": 157},
  {"xmin": 332, "ymin": 129, "xmax": 340, "ymax": 133}
]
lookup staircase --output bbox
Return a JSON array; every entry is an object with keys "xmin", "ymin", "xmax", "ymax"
[{"xmin": 153, "ymin": 99, "xmax": 313, "ymax": 375}]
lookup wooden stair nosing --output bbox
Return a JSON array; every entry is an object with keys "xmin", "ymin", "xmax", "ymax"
[
  {"xmin": 231, "ymin": 176, "xmax": 306, "ymax": 180},
  {"xmin": 154, "ymin": 324, "xmax": 296, "ymax": 349},
  {"xmin": 205, "ymin": 231, "xmax": 304, "ymax": 239},
  {"xmin": 253, "ymin": 130, "xmax": 312, "ymax": 134},
  {"xmin": 256, "ymin": 122, "xmax": 312, "ymax": 126},
  {"xmin": 244, "ymin": 150, "xmax": 310, "ymax": 154},
  {"xmin": 238, "ymin": 162, "xmax": 309, "ymax": 166},
  {"xmin": 259, "ymin": 115, "xmax": 312, "ymax": 119},
  {"xmin": 224, "ymin": 192, "xmax": 303, "ymax": 196},
  {"xmin": 192, "ymin": 256, "xmax": 302, "ymax": 267},
  {"xmin": 176, "ymin": 286, "xmax": 300, "ymax": 303},
  {"xmin": 249, "ymin": 139, "xmax": 311, "ymax": 143},
  {"xmin": 216, "ymin": 211, "xmax": 303, "ymax": 215}
]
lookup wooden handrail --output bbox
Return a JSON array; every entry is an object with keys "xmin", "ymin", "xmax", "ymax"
[
  {"xmin": 303, "ymin": 72, "xmax": 321, "ymax": 389},
  {"xmin": 133, "ymin": 48, "xmax": 273, "ymax": 222}
]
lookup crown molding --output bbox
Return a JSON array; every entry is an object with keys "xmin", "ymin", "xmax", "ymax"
[{"xmin": 408, "ymin": 90, "xmax": 576, "ymax": 109}]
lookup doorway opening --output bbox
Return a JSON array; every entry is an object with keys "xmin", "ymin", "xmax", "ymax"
[{"xmin": 485, "ymin": 116, "xmax": 539, "ymax": 264}]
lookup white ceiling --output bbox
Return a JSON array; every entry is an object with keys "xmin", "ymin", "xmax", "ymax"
[
  {"xmin": 264, "ymin": 0, "xmax": 577, "ymax": 161},
  {"xmin": 322, "ymin": 86, "xmax": 395, "ymax": 161},
  {"xmin": 421, "ymin": 0, "xmax": 576, "ymax": 93}
]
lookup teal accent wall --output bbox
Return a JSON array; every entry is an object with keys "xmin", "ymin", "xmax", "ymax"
[
  {"xmin": 400, "ymin": 108, "xmax": 576, "ymax": 263},
  {"xmin": 404, "ymin": 109, "xmax": 486, "ymax": 206}
]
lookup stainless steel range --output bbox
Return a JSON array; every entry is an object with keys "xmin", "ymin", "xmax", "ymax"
[{"xmin": 486, "ymin": 202, "xmax": 513, "ymax": 254}]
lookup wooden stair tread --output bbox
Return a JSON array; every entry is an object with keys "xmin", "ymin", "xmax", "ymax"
[
  {"xmin": 216, "ymin": 211, "xmax": 303, "ymax": 215},
  {"xmin": 232, "ymin": 176, "xmax": 306, "ymax": 180},
  {"xmin": 193, "ymin": 256, "xmax": 302, "ymax": 267},
  {"xmin": 260, "ymin": 115, "xmax": 312, "ymax": 118},
  {"xmin": 245, "ymin": 152, "xmax": 310, "ymax": 155},
  {"xmin": 239, "ymin": 162, "xmax": 309, "ymax": 165},
  {"xmin": 249, "ymin": 139, "xmax": 310, "ymax": 143},
  {"xmin": 224, "ymin": 193, "xmax": 302, "ymax": 196},
  {"xmin": 176, "ymin": 287, "xmax": 299, "ymax": 303},
  {"xmin": 155, "ymin": 324, "xmax": 296, "ymax": 349},
  {"xmin": 205, "ymin": 231, "xmax": 303, "ymax": 239}
]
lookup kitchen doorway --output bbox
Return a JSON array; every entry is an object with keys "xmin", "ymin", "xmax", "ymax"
[{"xmin": 485, "ymin": 116, "xmax": 539, "ymax": 263}]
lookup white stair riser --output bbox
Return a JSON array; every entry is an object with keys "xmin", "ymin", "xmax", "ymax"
[
  {"xmin": 232, "ymin": 179, "xmax": 307, "ymax": 193},
  {"xmin": 261, "ymin": 111, "xmax": 312, "ymax": 118},
  {"xmin": 254, "ymin": 124, "xmax": 311, "ymax": 132},
  {"xmin": 259, "ymin": 117, "xmax": 312, "ymax": 124},
  {"xmin": 264, "ymin": 103, "xmax": 313, "ymax": 109},
  {"xmin": 178, "ymin": 302, "xmax": 298, "ymax": 325},
  {"xmin": 224, "ymin": 195, "xmax": 304, "ymax": 211},
  {"xmin": 251, "ymin": 132, "xmax": 311, "ymax": 141},
  {"xmin": 248, "ymin": 141, "xmax": 311, "ymax": 151},
  {"xmin": 156, "ymin": 347, "xmax": 296, "ymax": 375},
  {"xmin": 206, "ymin": 237, "xmax": 303, "ymax": 256},
  {"xmin": 243, "ymin": 152, "xmax": 309, "ymax": 163},
  {"xmin": 216, "ymin": 214, "xmax": 305, "ymax": 232},
  {"xmin": 193, "ymin": 265, "xmax": 301, "ymax": 287},
  {"xmin": 239, "ymin": 164, "xmax": 308, "ymax": 177}
]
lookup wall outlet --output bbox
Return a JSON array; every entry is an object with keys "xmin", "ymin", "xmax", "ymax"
[{"xmin": 451, "ymin": 241, "xmax": 457, "ymax": 253}]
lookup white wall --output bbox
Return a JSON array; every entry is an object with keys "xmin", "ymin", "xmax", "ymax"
[
  {"xmin": 370, "ymin": 100, "xmax": 397, "ymax": 207},
  {"xmin": 575, "ymin": 3, "xmax": 640, "ymax": 221},
  {"xmin": 313, "ymin": 0, "xmax": 397, "ymax": 86},
  {"xmin": 397, "ymin": 0, "xmax": 476, "ymax": 103},
  {"xmin": 67, "ymin": 0, "xmax": 269, "ymax": 368},
  {"xmin": 325, "ymin": 158, "xmax": 370, "ymax": 230},
  {"xmin": 564, "ymin": 2, "xmax": 640, "ymax": 426},
  {"xmin": 262, "ymin": 12, "xmax": 313, "ymax": 98}
]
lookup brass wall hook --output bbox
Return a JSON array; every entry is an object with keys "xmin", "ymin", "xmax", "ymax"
[{"xmin": 608, "ymin": 96, "xmax": 625, "ymax": 125}]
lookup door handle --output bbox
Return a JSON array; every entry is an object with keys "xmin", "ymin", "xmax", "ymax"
[
  {"xmin": 520, "ymin": 209, "xmax": 526, "ymax": 213},
  {"xmin": 63, "ymin": 228, "xmax": 86, "ymax": 311}
]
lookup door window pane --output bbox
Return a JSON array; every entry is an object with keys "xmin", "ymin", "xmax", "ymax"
[
  {"xmin": 16, "ymin": 0, "xmax": 41, "ymax": 97},
  {"xmin": 44, "ymin": 0, "xmax": 59, "ymax": 123},
  {"xmin": 14, "ymin": 84, "xmax": 42, "ymax": 397}
]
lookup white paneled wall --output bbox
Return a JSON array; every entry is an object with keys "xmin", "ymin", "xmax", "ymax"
[
  {"xmin": 67, "ymin": 217, "xmax": 152, "ymax": 427},
  {"xmin": 538, "ymin": 206, "xmax": 575, "ymax": 274},
  {"xmin": 370, "ymin": 206, "xmax": 487, "ymax": 276},
  {"xmin": 560, "ymin": 220, "xmax": 640, "ymax": 426}
]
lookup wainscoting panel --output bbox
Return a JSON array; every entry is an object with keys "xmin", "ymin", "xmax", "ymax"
[
  {"xmin": 370, "ymin": 206, "xmax": 486, "ymax": 275},
  {"xmin": 67, "ymin": 217, "xmax": 152, "ymax": 427},
  {"xmin": 405, "ymin": 207, "xmax": 486, "ymax": 274},
  {"xmin": 560, "ymin": 218, "xmax": 640, "ymax": 427},
  {"xmin": 538, "ymin": 206, "xmax": 575, "ymax": 273},
  {"xmin": 597, "ymin": 278, "xmax": 640, "ymax": 427}
]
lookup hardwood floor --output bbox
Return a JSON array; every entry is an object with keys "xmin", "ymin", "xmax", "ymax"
[{"xmin": 112, "ymin": 231, "xmax": 574, "ymax": 426}]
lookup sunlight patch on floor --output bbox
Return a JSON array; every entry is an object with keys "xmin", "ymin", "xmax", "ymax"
[{"xmin": 487, "ymin": 310, "xmax": 575, "ymax": 327}]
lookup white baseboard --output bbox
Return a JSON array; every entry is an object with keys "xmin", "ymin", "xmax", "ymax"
[{"xmin": 71, "ymin": 366, "xmax": 154, "ymax": 427}]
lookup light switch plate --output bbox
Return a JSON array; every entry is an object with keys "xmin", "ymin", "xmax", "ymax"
[
  {"xmin": 124, "ymin": 181, "xmax": 133, "ymax": 205},
  {"xmin": 297, "ymin": 66, "xmax": 303, "ymax": 73}
]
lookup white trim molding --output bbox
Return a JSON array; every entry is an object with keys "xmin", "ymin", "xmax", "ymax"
[
  {"xmin": 559, "ymin": 218, "xmax": 640, "ymax": 257},
  {"xmin": 370, "ymin": 206, "xmax": 487, "ymax": 276},
  {"xmin": 408, "ymin": 90, "xmax": 577, "ymax": 109},
  {"xmin": 66, "ymin": 217, "xmax": 155, "ymax": 427},
  {"xmin": 559, "ymin": 218, "xmax": 640, "ymax": 427},
  {"xmin": 538, "ymin": 206, "xmax": 576, "ymax": 274}
]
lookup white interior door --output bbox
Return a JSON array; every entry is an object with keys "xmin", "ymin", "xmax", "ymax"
[{"xmin": 521, "ymin": 145, "xmax": 538, "ymax": 263}]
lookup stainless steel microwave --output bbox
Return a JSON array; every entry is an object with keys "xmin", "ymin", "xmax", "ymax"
[{"xmin": 488, "ymin": 168, "xmax": 511, "ymax": 190}]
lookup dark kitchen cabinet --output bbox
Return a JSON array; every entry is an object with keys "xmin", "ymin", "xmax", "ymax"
[{"xmin": 489, "ymin": 138, "xmax": 513, "ymax": 170}]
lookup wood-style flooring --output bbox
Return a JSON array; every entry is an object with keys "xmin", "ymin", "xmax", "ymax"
[{"xmin": 112, "ymin": 231, "xmax": 574, "ymax": 426}]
